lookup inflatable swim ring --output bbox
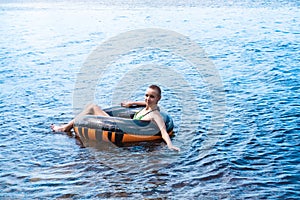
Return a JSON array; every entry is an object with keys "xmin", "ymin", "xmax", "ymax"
[{"xmin": 73, "ymin": 105, "xmax": 174, "ymax": 146}]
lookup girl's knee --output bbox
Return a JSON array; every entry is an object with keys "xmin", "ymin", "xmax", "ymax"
[{"xmin": 85, "ymin": 103, "xmax": 97, "ymax": 109}]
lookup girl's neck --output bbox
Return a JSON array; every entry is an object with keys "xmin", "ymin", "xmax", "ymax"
[{"xmin": 146, "ymin": 104, "xmax": 158, "ymax": 110}]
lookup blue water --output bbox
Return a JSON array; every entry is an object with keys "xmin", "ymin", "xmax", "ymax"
[{"xmin": 1, "ymin": 1, "xmax": 299, "ymax": 199}]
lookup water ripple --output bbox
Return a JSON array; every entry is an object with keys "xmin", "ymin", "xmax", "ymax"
[{"xmin": 1, "ymin": 2, "xmax": 299, "ymax": 199}]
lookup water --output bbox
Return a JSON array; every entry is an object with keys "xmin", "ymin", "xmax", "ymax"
[{"xmin": 1, "ymin": 1, "xmax": 299, "ymax": 199}]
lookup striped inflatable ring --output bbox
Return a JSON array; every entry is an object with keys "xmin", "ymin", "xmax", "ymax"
[{"xmin": 74, "ymin": 106, "xmax": 174, "ymax": 146}]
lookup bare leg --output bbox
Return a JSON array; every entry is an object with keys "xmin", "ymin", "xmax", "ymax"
[{"xmin": 51, "ymin": 103, "xmax": 109, "ymax": 132}]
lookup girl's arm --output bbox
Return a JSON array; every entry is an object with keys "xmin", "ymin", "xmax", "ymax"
[
  {"xmin": 121, "ymin": 101, "xmax": 146, "ymax": 107},
  {"xmin": 152, "ymin": 112, "xmax": 180, "ymax": 151}
]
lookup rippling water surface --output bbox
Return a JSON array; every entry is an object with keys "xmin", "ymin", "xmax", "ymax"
[{"xmin": 0, "ymin": 1, "xmax": 299, "ymax": 199}]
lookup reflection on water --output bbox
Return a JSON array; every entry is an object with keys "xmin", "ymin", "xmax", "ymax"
[{"xmin": 0, "ymin": 1, "xmax": 299, "ymax": 199}]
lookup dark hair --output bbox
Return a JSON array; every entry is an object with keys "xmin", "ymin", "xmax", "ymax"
[{"xmin": 149, "ymin": 85, "xmax": 161, "ymax": 97}]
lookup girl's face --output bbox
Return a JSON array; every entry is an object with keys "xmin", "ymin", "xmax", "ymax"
[{"xmin": 144, "ymin": 88, "xmax": 161, "ymax": 106}]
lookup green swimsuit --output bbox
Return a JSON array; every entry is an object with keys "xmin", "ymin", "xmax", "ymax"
[{"xmin": 133, "ymin": 108, "xmax": 158, "ymax": 120}]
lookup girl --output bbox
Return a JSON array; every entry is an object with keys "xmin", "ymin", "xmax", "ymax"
[{"xmin": 51, "ymin": 85, "xmax": 180, "ymax": 151}]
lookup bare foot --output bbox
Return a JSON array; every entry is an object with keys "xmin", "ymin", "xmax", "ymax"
[{"xmin": 50, "ymin": 124, "xmax": 67, "ymax": 132}]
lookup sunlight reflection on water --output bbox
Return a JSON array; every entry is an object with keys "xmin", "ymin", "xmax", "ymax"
[{"xmin": 0, "ymin": 1, "xmax": 299, "ymax": 199}]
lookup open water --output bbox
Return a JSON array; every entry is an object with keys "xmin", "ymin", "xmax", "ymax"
[{"xmin": 0, "ymin": 1, "xmax": 299, "ymax": 199}]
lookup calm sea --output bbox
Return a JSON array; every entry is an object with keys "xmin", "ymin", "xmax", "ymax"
[{"xmin": 0, "ymin": 1, "xmax": 299, "ymax": 199}]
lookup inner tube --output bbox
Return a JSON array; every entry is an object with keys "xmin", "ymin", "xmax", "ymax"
[{"xmin": 73, "ymin": 105, "xmax": 174, "ymax": 146}]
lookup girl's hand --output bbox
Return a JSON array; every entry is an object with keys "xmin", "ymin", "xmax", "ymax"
[
  {"xmin": 168, "ymin": 144, "xmax": 180, "ymax": 151},
  {"xmin": 121, "ymin": 102, "xmax": 131, "ymax": 107}
]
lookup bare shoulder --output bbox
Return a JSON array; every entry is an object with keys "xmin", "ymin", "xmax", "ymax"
[{"xmin": 151, "ymin": 110, "xmax": 163, "ymax": 120}]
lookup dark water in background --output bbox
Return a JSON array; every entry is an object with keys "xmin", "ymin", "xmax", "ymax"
[{"xmin": 0, "ymin": 1, "xmax": 299, "ymax": 199}]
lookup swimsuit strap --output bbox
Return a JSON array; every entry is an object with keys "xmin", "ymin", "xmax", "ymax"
[{"xmin": 134, "ymin": 108, "xmax": 159, "ymax": 120}]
